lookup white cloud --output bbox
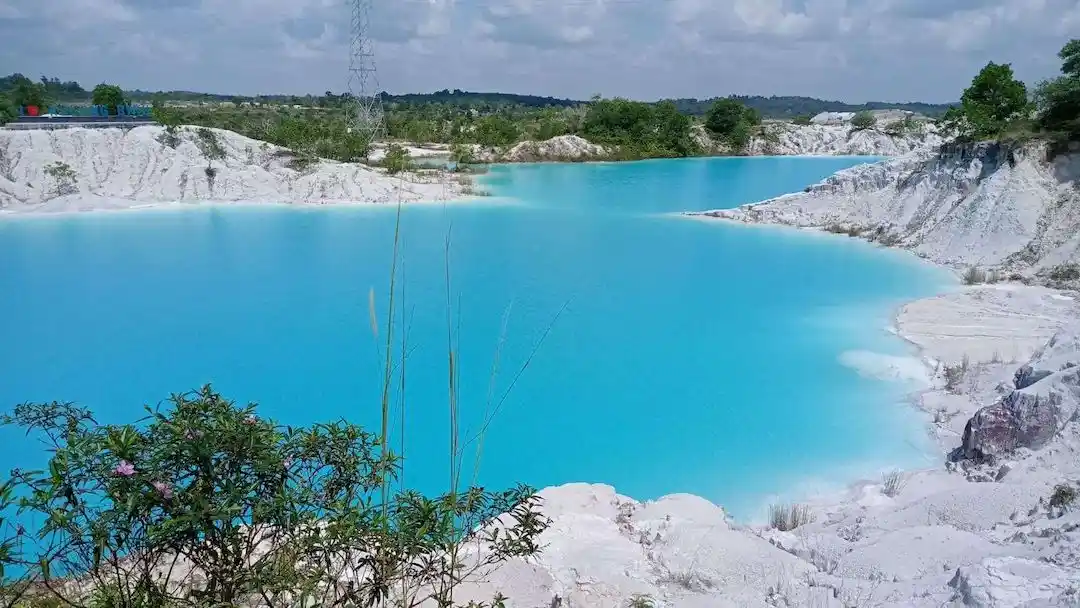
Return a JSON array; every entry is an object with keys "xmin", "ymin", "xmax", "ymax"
[{"xmin": 0, "ymin": 0, "xmax": 1075, "ymax": 102}]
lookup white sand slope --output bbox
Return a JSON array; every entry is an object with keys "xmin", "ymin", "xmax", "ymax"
[
  {"xmin": 0, "ymin": 126, "xmax": 464, "ymax": 213},
  {"xmin": 694, "ymin": 141, "xmax": 1080, "ymax": 278},
  {"xmin": 747, "ymin": 122, "xmax": 945, "ymax": 157}
]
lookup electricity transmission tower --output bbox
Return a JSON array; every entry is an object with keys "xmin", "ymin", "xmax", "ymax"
[{"xmin": 347, "ymin": 0, "xmax": 383, "ymax": 148}]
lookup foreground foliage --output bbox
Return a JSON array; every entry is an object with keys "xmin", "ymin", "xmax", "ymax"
[{"xmin": 0, "ymin": 387, "xmax": 548, "ymax": 608}]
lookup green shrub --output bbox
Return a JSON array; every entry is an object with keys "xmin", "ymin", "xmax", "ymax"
[
  {"xmin": 382, "ymin": 143, "xmax": 413, "ymax": 174},
  {"xmin": 0, "ymin": 93, "xmax": 16, "ymax": 126},
  {"xmin": 850, "ymin": 111, "xmax": 876, "ymax": 130},
  {"xmin": 195, "ymin": 127, "xmax": 227, "ymax": 161},
  {"xmin": 792, "ymin": 114, "xmax": 813, "ymax": 126},
  {"xmin": 43, "ymin": 161, "xmax": 77, "ymax": 196},
  {"xmin": 0, "ymin": 387, "xmax": 548, "ymax": 607}
]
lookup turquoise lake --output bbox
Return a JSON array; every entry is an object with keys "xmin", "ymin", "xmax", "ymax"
[{"xmin": 0, "ymin": 156, "xmax": 953, "ymax": 518}]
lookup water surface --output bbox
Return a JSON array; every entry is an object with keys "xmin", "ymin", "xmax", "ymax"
[{"xmin": 0, "ymin": 156, "xmax": 952, "ymax": 518}]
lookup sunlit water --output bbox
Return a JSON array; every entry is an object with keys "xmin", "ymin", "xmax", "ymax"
[{"xmin": 0, "ymin": 156, "xmax": 953, "ymax": 518}]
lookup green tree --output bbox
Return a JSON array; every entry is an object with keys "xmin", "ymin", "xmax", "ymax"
[
  {"xmin": 1059, "ymin": 39, "xmax": 1080, "ymax": 78},
  {"xmin": 1036, "ymin": 39, "xmax": 1080, "ymax": 140},
  {"xmin": 0, "ymin": 93, "xmax": 16, "ymax": 125},
  {"xmin": 10, "ymin": 74, "xmax": 48, "ymax": 109},
  {"xmin": 92, "ymin": 83, "xmax": 126, "ymax": 115},
  {"xmin": 705, "ymin": 98, "xmax": 759, "ymax": 150},
  {"xmin": 959, "ymin": 62, "xmax": 1029, "ymax": 139},
  {"xmin": 704, "ymin": 98, "xmax": 749, "ymax": 137},
  {"xmin": 850, "ymin": 111, "xmax": 877, "ymax": 130}
]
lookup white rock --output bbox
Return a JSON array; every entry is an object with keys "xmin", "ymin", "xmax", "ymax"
[
  {"xmin": 948, "ymin": 557, "xmax": 1079, "ymax": 607},
  {"xmin": 697, "ymin": 141, "xmax": 1080, "ymax": 274},
  {"xmin": 747, "ymin": 122, "xmax": 943, "ymax": 156},
  {"xmin": 501, "ymin": 135, "xmax": 607, "ymax": 162},
  {"xmin": 0, "ymin": 126, "xmax": 463, "ymax": 213}
]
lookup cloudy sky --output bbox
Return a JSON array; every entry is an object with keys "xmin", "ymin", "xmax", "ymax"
[{"xmin": 1, "ymin": 0, "xmax": 1077, "ymax": 103}]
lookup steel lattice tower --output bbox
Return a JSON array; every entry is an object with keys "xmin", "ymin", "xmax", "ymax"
[{"xmin": 347, "ymin": 0, "xmax": 383, "ymax": 146}]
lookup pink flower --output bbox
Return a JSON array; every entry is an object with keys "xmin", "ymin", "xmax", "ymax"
[
  {"xmin": 152, "ymin": 481, "xmax": 174, "ymax": 500},
  {"xmin": 114, "ymin": 460, "xmax": 136, "ymax": 477}
]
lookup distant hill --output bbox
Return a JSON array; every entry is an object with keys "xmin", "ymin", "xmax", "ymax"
[{"xmin": 1, "ymin": 73, "xmax": 954, "ymax": 118}]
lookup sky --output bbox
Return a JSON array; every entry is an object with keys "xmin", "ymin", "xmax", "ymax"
[{"xmin": 1, "ymin": 0, "xmax": 1078, "ymax": 103}]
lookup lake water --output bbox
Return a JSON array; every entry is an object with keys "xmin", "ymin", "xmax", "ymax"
[{"xmin": 0, "ymin": 157, "xmax": 953, "ymax": 518}]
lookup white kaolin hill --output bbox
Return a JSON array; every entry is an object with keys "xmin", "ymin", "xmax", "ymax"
[
  {"xmin": 0, "ymin": 126, "xmax": 463, "ymax": 213},
  {"xmin": 747, "ymin": 122, "xmax": 945, "ymax": 156},
  {"xmin": 696, "ymin": 141, "xmax": 1080, "ymax": 279}
]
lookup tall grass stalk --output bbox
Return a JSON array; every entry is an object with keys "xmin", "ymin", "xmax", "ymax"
[{"xmin": 367, "ymin": 165, "xmax": 562, "ymax": 606}]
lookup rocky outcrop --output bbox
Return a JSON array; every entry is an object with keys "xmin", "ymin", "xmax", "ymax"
[
  {"xmin": 948, "ymin": 557, "xmax": 1080, "ymax": 608},
  {"xmin": 695, "ymin": 141, "xmax": 1080, "ymax": 275},
  {"xmin": 502, "ymin": 135, "xmax": 607, "ymax": 162},
  {"xmin": 954, "ymin": 327, "xmax": 1080, "ymax": 462},
  {"xmin": 0, "ymin": 126, "xmax": 461, "ymax": 212},
  {"xmin": 746, "ymin": 122, "xmax": 944, "ymax": 156}
]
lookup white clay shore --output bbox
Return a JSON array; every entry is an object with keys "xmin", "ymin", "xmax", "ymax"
[{"xmin": 0, "ymin": 126, "xmax": 468, "ymax": 214}]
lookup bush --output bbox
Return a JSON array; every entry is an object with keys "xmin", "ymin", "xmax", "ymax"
[
  {"xmin": 705, "ymin": 98, "xmax": 761, "ymax": 151},
  {"xmin": 963, "ymin": 266, "xmax": 987, "ymax": 285},
  {"xmin": 1049, "ymin": 483, "xmax": 1077, "ymax": 509},
  {"xmin": 0, "ymin": 386, "xmax": 548, "ymax": 607},
  {"xmin": 0, "ymin": 93, "xmax": 16, "ymax": 126},
  {"xmin": 195, "ymin": 127, "xmax": 227, "ymax": 162},
  {"xmin": 768, "ymin": 503, "xmax": 814, "ymax": 531},
  {"xmin": 792, "ymin": 114, "xmax": 813, "ymax": 126},
  {"xmin": 450, "ymin": 142, "xmax": 477, "ymax": 165},
  {"xmin": 944, "ymin": 354, "xmax": 970, "ymax": 393},
  {"xmin": 582, "ymin": 97, "xmax": 697, "ymax": 158},
  {"xmin": 43, "ymin": 161, "xmax": 77, "ymax": 197},
  {"xmin": 882, "ymin": 470, "xmax": 905, "ymax": 497},
  {"xmin": 850, "ymin": 111, "xmax": 876, "ymax": 130},
  {"xmin": 382, "ymin": 143, "xmax": 413, "ymax": 174},
  {"xmin": 1048, "ymin": 264, "xmax": 1080, "ymax": 282},
  {"xmin": 91, "ymin": 83, "xmax": 126, "ymax": 116}
]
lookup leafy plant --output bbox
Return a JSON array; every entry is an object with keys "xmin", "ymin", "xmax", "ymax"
[
  {"xmin": 43, "ymin": 161, "xmax": 77, "ymax": 197},
  {"xmin": 0, "ymin": 387, "xmax": 549, "ymax": 607},
  {"xmin": 791, "ymin": 114, "xmax": 813, "ymax": 126},
  {"xmin": 381, "ymin": 143, "xmax": 413, "ymax": 174},
  {"xmin": 850, "ymin": 111, "xmax": 876, "ymax": 131},
  {"xmin": 91, "ymin": 84, "xmax": 126, "ymax": 116},
  {"xmin": 705, "ymin": 98, "xmax": 761, "ymax": 151},
  {"xmin": 0, "ymin": 93, "xmax": 16, "ymax": 126},
  {"xmin": 194, "ymin": 127, "xmax": 227, "ymax": 162}
]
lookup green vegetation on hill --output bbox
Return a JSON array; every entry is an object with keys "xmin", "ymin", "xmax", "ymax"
[
  {"xmin": 939, "ymin": 39, "xmax": 1080, "ymax": 148},
  {"xmin": 581, "ymin": 98, "xmax": 697, "ymax": 158},
  {"xmin": 704, "ymin": 98, "xmax": 762, "ymax": 151}
]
